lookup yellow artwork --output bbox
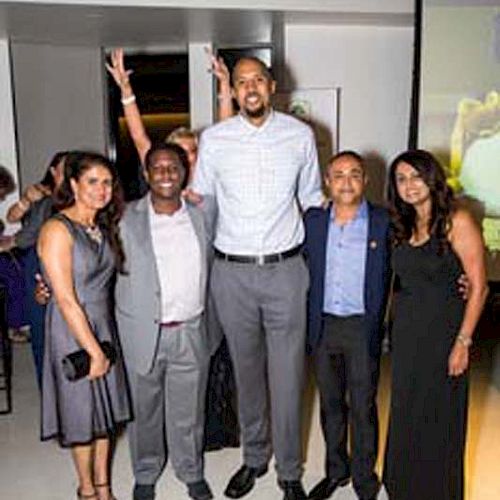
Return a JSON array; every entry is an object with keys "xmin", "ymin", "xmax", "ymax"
[{"xmin": 448, "ymin": 91, "xmax": 500, "ymax": 250}]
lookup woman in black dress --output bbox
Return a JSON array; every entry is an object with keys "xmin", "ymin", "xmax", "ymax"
[{"xmin": 383, "ymin": 150, "xmax": 487, "ymax": 500}]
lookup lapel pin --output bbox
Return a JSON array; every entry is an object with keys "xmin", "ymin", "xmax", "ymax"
[{"xmin": 369, "ymin": 240, "xmax": 378, "ymax": 249}]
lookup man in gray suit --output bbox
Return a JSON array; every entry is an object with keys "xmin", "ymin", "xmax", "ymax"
[{"xmin": 116, "ymin": 142, "xmax": 215, "ymax": 500}]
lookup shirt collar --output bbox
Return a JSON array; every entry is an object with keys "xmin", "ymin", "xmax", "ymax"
[
  {"xmin": 238, "ymin": 108, "xmax": 275, "ymax": 132},
  {"xmin": 330, "ymin": 199, "xmax": 368, "ymax": 223},
  {"xmin": 148, "ymin": 194, "xmax": 187, "ymax": 218}
]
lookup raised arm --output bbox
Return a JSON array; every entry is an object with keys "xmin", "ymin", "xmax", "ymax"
[
  {"xmin": 38, "ymin": 219, "xmax": 109, "ymax": 379},
  {"xmin": 106, "ymin": 48, "xmax": 151, "ymax": 166},
  {"xmin": 447, "ymin": 209, "xmax": 488, "ymax": 376},
  {"xmin": 6, "ymin": 183, "xmax": 49, "ymax": 223},
  {"xmin": 208, "ymin": 51, "xmax": 234, "ymax": 122}
]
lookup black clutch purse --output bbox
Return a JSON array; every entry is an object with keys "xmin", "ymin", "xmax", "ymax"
[{"xmin": 62, "ymin": 341, "xmax": 116, "ymax": 381}]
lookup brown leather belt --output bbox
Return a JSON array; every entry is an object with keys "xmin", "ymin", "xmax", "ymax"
[
  {"xmin": 214, "ymin": 245, "xmax": 302, "ymax": 265},
  {"xmin": 160, "ymin": 321, "xmax": 183, "ymax": 328}
]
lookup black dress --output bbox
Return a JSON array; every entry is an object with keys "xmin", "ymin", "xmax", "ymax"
[{"xmin": 383, "ymin": 237, "xmax": 468, "ymax": 500}]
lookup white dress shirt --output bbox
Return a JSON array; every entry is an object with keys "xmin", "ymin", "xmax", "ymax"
[
  {"xmin": 193, "ymin": 110, "xmax": 323, "ymax": 255},
  {"xmin": 149, "ymin": 199, "xmax": 203, "ymax": 322}
]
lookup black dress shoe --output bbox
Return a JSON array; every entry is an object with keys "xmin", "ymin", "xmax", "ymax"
[
  {"xmin": 224, "ymin": 464, "xmax": 268, "ymax": 498},
  {"xmin": 187, "ymin": 479, "xmax": 213, "ymax": 500},
  {"xmin": 133, "ymin": 483, "xmax": 155, "ymax": 500},
  {"xmin": 307, "ymin": 477, "xmax": 350, "ymax": 499},
  {"xmin": 281, "ymin": 480, "xmax": 307, "ymax": 500}
]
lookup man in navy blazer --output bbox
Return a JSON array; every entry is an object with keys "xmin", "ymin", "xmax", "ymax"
[{"xmin": 303, "ymin": 151, "xmax": 391, "ymax": 500}]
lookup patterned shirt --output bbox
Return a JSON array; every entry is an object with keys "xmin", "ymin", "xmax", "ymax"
[{"xmin": 193, "ymin": 110, "xmax": 322, "ymax": 255}]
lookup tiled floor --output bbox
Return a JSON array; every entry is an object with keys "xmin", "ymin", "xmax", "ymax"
[{"xmin": 1, "ymin": 338, "xmax": 499, "ymax": 500}]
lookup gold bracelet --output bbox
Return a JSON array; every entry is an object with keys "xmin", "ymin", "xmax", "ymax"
[{"xmin": 456, "ymin": 333, "xmax": 472, "ymax": 348}]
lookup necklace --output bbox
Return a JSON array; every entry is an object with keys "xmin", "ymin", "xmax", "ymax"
[{"xmin": 84, "ymin": 224, "xmax": 102, "ymax": 244}]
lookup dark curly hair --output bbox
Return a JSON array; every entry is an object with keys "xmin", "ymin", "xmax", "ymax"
[
  {"xmin": 55, "ymin": 151, "xmax": 126, "ymax": 272},
  {"xmin": 387, "ymin": 149, "xmax": 455, "ymax": 253}
]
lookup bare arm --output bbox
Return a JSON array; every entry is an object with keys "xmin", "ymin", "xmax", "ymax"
[
  {"xmin": 38, "ymin": 219, "xmax": 109, "ymax": 379},
  {"xmin": 106, "ymin": 48, "xmax": 151, "ymax": 166},
  {"xmin": 208, "ymin": 51, "xmax": 234, "ymax": 122},
  {"xmin": 6, "ymin": 184, "xmax": 48, "ymax": 223},
  {"xmin": 447, "ymin": 209, "xmax": 488, "ymax": 376}
]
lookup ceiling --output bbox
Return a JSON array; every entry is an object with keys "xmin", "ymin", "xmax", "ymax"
[{"xmin": 0, "ymin": 2, "xmax": 414, "ymax": 48}]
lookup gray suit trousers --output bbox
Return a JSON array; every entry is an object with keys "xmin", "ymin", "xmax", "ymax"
[
  {"xmin": 127, "ymin": 317, "xmax": 209, "ymax": 485},
  {"xmin": 210, "ymin": 254, "xmax": 309, "ymax": 480}
]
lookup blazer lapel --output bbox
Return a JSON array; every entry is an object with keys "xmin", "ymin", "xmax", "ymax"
[
  {"xmin": 186, "ymin": 203, "xmax": 208, "ymax": 293},
  {"xmin": 318, "ymin": 203, "xmax": 331, "ymax": 298},
  {"xmin": 133, "ymin": 196, "xmax": 161, "ymax": 291}
]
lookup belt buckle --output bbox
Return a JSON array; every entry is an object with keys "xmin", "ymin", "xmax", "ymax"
[{"xmin": 257, "ymin": 254, "xmax": 265, "ymax": 266}]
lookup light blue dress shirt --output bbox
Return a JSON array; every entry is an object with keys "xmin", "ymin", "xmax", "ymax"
[{"xmin": 323, "ymin": 200, "xmax": 368, "ymax": 316}]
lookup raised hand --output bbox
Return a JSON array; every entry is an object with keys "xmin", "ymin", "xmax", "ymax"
[
  {"xmin": 105, "ymin": 48, "xmax": 133, "ymax": 95},
  {"xmin": 206, "ymin": 47, "xmax": 231, "ymax": 89},
  {"xmin": 205, "ymin": 47, "xmax": 234, "ymax": 121}
]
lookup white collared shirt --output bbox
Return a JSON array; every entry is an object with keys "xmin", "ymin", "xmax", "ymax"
[
  {"xmin": 193, "ymin": 110, "xmax": 323, "ymax": 255},
  {"xmin": 149, "ymin": 199, "xmax": 203, "ymax": 322}
]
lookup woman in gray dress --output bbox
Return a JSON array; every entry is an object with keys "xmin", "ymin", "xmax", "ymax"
[{"xmin": 38, "ymin": 151, "xmax": 131, "ymax": 500}]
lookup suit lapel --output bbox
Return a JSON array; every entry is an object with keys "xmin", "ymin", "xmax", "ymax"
[
  {"xmin": 318, "ymin": 204, "xmax": 331, "ymax": 299},
  {"xmin": 132, "ymin": 196, "xmax": 161, "ymax": 291},
  {"xmin": 186, "ymin": 203, "xmax": 208, "ymax": 293}
]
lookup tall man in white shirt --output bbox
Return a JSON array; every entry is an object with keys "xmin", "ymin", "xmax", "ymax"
[
  {"xmin": 116, "ymin": 143, "xmax": 214, "ymax": 500},
  {"xmin": 193, "ymin": 57, "xmax": 323, "ymax": 500}
]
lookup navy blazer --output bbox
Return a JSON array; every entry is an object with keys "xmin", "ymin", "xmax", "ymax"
[{"xmin": 304, "ymin": 202, "xmax": 391, "ymax": 358}]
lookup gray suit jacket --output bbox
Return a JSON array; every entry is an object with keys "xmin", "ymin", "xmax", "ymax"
[{"xmin": 115, "ymin": 195, "xmax": 218, "ymax": 375}]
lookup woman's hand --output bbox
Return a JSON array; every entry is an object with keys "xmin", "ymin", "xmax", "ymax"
[
  {"xmin": 24, "ymin": 183, "xmax": 48, "ymax": 203},
  {"xmin": 448, "ymin": 342, "xmax": 469, "ymax": 377},
  {"xmin": 105, "ymin": 48, "xmax": 133, "ymax": 95},
  {"xmin": 208, "ymin": 50, "xmax": 231, "ymax": 90},
  {"xmin": 88, "ymin": 349, "xmax": 110, "ymax": 380}
]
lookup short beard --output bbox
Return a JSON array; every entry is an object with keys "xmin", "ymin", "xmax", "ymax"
[{"xmin": 243, "ymin": 104, "xmax": 267, "ymax": 119}]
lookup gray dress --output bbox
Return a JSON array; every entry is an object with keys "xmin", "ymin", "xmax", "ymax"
[{"xmin": 41, "ymin": 213, "xmax": 131, "ymax": 447}]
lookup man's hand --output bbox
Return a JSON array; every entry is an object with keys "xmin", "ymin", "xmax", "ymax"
[
  {"xmin": 457, "ymin": 273, "xmax": 470, "ymax": 301},
  {"xmin": 182, "ymin": 188, "xmax": 204, "ymax": 206},
  {"xmin": 34, "ymin": 273, "xmax": 51, "ymax": 305},
  {"xmin": 105, "ymin": 48, "xmax": 134, "ymax": 95}
]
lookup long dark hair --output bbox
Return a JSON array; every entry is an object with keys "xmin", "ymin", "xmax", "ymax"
[
  {"xmin": 55, "ymin": 151, "xmax": 126, "ymax": 271},
  {"xmin": 387, "ymin": 149, "xmax": 454, "ymax": 252},
  {"xmin": 40, "ymin": 151, "xmax": 69, "ymax": 191}
]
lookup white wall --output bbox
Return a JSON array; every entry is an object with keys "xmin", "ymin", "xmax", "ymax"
[
  {"xmin": 10, "ymin": 43, "xmax": 106, "ymax": 189},
  {"xmin": 0, "ymin": 38, "xmax": 20, "ymax": 231},
  {"xmin": 285, "ymin": 23, "xmax": 413, "ymax": 200}
]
